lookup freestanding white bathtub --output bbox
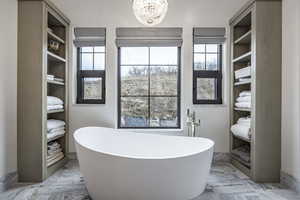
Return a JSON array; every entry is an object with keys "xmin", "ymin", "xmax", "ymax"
[{"xmin": 74, "ymin": 127, "xmax": 214, "ymax": 200}]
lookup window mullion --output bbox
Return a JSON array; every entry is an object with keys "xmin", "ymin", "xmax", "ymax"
[{"xmin": 148, "ymin": 47, "xmax": 151, "ymax": 127}]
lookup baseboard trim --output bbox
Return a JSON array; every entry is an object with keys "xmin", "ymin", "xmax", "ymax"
[
  {"xmin": 213, "ymin": 152, "xmax": 231, "ymax": 163},
  {"xmin": 68, "ymin": 152, "xmax": 77, "ymax": 160},
  {"xmin": 281, "ymin": 171, "xmax": 300, "ymax": 193},
  {"xmin": 0, "ymin": 171, "xmax": 18, "ymax": 192}
]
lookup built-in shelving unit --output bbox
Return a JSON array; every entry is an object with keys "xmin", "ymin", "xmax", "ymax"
[
  {"xmin": 18, "ymin": 0, "xmax": 70, "ymax": 182},
  {"xmin": 229, "ymin": 0, "xmax": 282, "ymax": 182}
]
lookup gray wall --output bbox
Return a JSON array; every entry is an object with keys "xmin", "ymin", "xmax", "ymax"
[
  {"xmin": 51, "ymin": 0, "xmax": 249, "ymax": 153},
  {"xmin": 0, "ymin": 0, "xmax": 17, "ymax": 178}
]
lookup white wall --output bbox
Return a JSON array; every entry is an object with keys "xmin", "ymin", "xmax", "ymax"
[
  {"xmin": 0, "ymin": 0, "xmax": 18, "ymax": 178},
  {"xmin": 282, "ymin": 0, "xmax": 300, "ymax": 181},
  {"xmin": 51, "ymin": 0, "xmax": 248, "ymax": 153}
]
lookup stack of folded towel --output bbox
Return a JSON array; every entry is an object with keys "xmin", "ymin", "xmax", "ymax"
[
  {"xmin": 47, "ymin": 96, "xmax": 64, "ymax": 111},
  {"xmin": 232, "ymin": 145, "xmax": 251, "ymax": 167},
  {"xmin": 47, "ymin": 119, "xmax": 66, "ymax": 141},
  {"xmin": 235, "ymin": 91, "xmax": 251, "ymax": 108},
  {"xmin": 47, "ymin": 141, "xmax": 64, "ymax": 166},
  {"xmin": 234, "ymin": 64, "xmax": 251, "ymax": 83},
  {"xmin": 231, "ymin": 117, "xmax": 251, "ymax": 140},
  {"xmin": 47, "ymin": 74, "xmax": 64, "ymax": 84}
]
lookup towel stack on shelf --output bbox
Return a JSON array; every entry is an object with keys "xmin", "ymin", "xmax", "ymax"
[
  {"xmin": 235, "ymin": 91, "xmax": 251, "ymax": 108},
  {"xmin": 47, "ymin": 119, "xmax": 66, "ymax": 141},
  {"xmin": 232, "ymin": 145, "xmax": 251, "ymax": 167},
  {"xmin": 47, "ymin": 74, "xmax": 64, "ymax": 84},
  {"xmin": 234, "ymin": 64, "xmax": 251, "ymax": 83},
  {"xmin": 47, "ymin": 96, "xmax": 64, "ymax": 111},
  {"xmin": 47, "ymin": 141, "xmax": 64, "ymax": 166},
  {"xmin": 231, "ymin": 117, "xmax": 251, "ymax": 140}
]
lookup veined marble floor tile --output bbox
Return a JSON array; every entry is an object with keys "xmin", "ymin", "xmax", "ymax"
[{"xmin": 0, "ymin": 160, "xmax": 299, "ymax": 200}]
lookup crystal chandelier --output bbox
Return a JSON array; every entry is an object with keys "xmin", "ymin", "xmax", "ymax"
[{"xmin": 132, "ymin": 0, "xmax": 168, "ymax": 26}]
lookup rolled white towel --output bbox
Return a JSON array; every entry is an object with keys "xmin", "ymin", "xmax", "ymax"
[
  {"xmin": 239, "ymin": 91, "xmax": 251, "ymax": 97},
  {"xmin": 231, "ymin": 124, "xmax": 251, "ymax": 140},
  {"xmin": 235, "ymin": 102, "xmax": 251, "ymax": 108},
  {"xmin": 47, "ymin": 120, "xmax": 65, "ymax": 132},
  {"xmin": 237, "ymin": 95, "xmax": 251, "ymax": 103},
  {"xmin": 47, "ymin": 96, "xmax": 63, "ymax": 106},
  {"xmin": 237, "ymin": 117, "xmax": 251, "ymax": 126}
]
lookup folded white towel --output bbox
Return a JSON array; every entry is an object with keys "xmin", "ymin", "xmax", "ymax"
[
  {"xmin": 48, "ymin": 148, "xmax": 62, "ymax": 155},
  {"xmin": 47, "ymin": 153, "xmax": 64, "ymax": 166},
  {"xmin": 47, "ymin": 105, "xmax": 63, "ymax": 111},
  {"xmin": 237, "ymin": 117, "xmax": 251, "ymax": 126},
  {"xmin": 47, "ymin": 74, "xmax": 54, "ymax": 80},
  {"xmin": 47, "ymin": 152, "xmax": 64, "ymax": 161},
  {"xmin": 47, "ymin": 96, "xmax": 63, "ymax": 106},
  {"xmin": 231, "ymin": 124, "xmax": 251, "ymax": 140},
  {"xmin": 48, "ymin": 127, "xmax": 65, "ymax": 133},
  {"xmin": 235, "ymin": 102, "xmax": 251, "ymax": 108},
  {"xmin": 47, "ymin": 130, "xmax": 65, "ymax": 139},
  {"xmin": 237, "ymin": 95, "xmax": 251, "ymax": 103},
  {"xmin": 239, "ymin": 78, "xmax": 251, "ymax": 82},
  {"xmin": 54, "ymin": 78, "xmax": 64, "ymax": 82},
  {"xmin": 47, "ymin": 120, "xmax": 65, "ymax": 131},
  {"xmin": 235, "ymin": 66, "xmax": 251, "ymax": 79},
  {"xmin": 239, "ymin": 91, "xmax": 251, "ymax": 97}
]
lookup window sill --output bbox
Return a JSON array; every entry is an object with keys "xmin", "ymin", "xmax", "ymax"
[{"xmin": 193, "ymin": 103, "xmax": 228, "ymax": 108}]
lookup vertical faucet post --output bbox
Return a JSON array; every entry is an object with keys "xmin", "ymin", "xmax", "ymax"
[{"xmin": 186, "ymin": 109, "xmax": 200, "ymax": 137}]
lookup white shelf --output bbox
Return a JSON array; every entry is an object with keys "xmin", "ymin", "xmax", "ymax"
[
  {"xmin": 47, "ymin": 80, "xmax": 65, "ymax": 86},
  {"xmin": 47, "ymin": 51, "xmax": 66, "ymax": 63},
  {"xmin": 233, "ymin": 51, "xmax": 252, "ymax": 63},
  {"xmin": 47, "ymin": 30, "xmax": 65, "ymax": 44},
  {"xmin": 47, "ymin": 109, "xmax": 64, "ymax": 114},
  {"xmin": 234, "ymin": 30, "xmax": 251, "ymax": 44},
  {"xmin": 234, "ymin": 107, "xmax": 251, "ymax": 112}
]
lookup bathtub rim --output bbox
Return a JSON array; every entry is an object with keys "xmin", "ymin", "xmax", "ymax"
[{"xmin": 74, "ymin": 126, "xmax": 215, "ymax": 160}]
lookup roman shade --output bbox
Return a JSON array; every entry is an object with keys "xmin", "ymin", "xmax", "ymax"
[
  {"xmin": 116, "ymin": 27, "xmax": 183, "ymax": 47},
  {"xmin": 74, "ymin": 27, "xmax": 106, "ymax": 47},
  {"xmin": 193, "ymin": 27, "xmax": 226, "ymax": 44}
]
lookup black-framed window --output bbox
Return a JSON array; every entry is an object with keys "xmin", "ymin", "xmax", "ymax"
[
  {"xmin": 77, "ymin": 46, "xmax": 106, "ymax": 104},
  {"xmin": 193, "ymin": 44, "xmax": 223, "ymax": 104},
  {"xmin": 118, "ymin": 47, "xmax": 181, "ymax": 129}
]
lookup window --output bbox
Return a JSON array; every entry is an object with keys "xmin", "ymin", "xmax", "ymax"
[
  {"xmin": 118, "ymin": 47, "xmax": 181, "ymax": 128},
  {"xmin": 74, "ymin": 27, "xmax": 106, "ymax": 104},
  {"xmin": 193, "ymin": 28, "xmax": 225, "ymax": 104},
  {"xmin": 77, "ymin": 46, "xmax": 106, "ymax": 104}
]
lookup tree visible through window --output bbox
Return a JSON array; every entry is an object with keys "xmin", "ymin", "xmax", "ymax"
[
  {"xmin": 118, "ymin": 47, "xmax": 180, "ymax": 128},
  {"xmin": 193, "ymin": 44, "xmax": 222, "ymax": 104},
  {"xmin": 77, "ymin": 46, "xmax": 106, "ymax": 104}
]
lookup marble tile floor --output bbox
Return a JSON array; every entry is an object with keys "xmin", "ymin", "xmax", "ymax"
[{"xmin": 1, "ymin": 160, "xmax": 299, "ymax": 200}]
